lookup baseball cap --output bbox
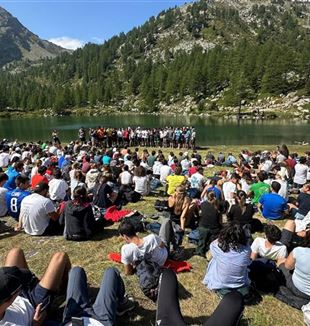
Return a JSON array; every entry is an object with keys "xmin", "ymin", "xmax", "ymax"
[{"xmin": 0, "ymin": 267, "xmax": 23, "ymax": 304}]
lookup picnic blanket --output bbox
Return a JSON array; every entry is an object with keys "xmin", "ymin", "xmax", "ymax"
[{"xmin": 107, "ymin": 252, "xmax": 192, "ymax": 273}]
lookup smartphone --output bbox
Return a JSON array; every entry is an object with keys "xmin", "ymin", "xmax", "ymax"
[
  {"xmin": 71, "ymin": 317, "xmax": 84, "ymax": 326},
  {"xmin": 40, "ymin": 296, "xmax": 51, "ymax": 312}
]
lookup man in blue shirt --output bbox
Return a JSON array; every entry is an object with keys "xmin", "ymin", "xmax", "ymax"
[
  {"xmin": 259, "ymin": 181, "xmax": 288, "ymax": 220},
  {"xmin": 6, "ymin": 175, "xmax": 31, "ymax": 221},
  {"xmin": 4, "ymin": 162, "xmax": 24, "ymax": 190}
]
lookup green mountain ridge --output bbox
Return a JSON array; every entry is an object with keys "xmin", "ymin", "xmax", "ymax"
[
  {"xmin": 0, "ymin": 6, "xmax": 68, "ymax": 68},
  {"xmin": 1, "ymin": 0, "xmax": 310, "ymax": 114}
]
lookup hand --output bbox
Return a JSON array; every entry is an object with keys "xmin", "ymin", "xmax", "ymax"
[
  {"xmin": 14, "ymin": 224, "xmax": 21, "ymax": 232},
  {"xmin": 32, "ymin": 303, "xmax": 46, "ymax": 326}
]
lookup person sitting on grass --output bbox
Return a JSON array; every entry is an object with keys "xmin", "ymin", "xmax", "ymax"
[
  {"xmin": 247, "ymin": 171, "xmax": 269, "ymax": 205},
  {"xmin": 259, "ymin": 181, "xmax": 289, "ymax": 220},
  {"xmin": 60, "ymin": 186, "xmax": 96, "ymax": 241},
  {"xmin": 288, "ymin": 183, "xmax": 310, "ymax": 220},
  {"xmin": 0, "ymin": 247, "xmax": 71, "ymax": 326},
  {"xmin": 251, "ymin": 224, "xmax": 287, "ymax": 262},
  {"xmin": 203, "ymin": 223, "xmax": 251, "ymax": 298},
  {"xmin": 227, "ymin": 190, "xmax": 263, "ymax": 233},
  {"xmin": 62, "ymin": 266, "xmax": 136, "ymax": 325},
  {"xmin": 166, "ymin": 166, "xmax": 186, "ymax": 196},
  {"xmin": 17, "ymin": 182, "xmax": 62, "ymax": 236},
  {"xmin": 118, "ymin": 221, "xmax": 168, "ymax": 276},
  {"xmin": 0, "ymin": 172, "xmax": 8, "ymax": 218},
  {"xmin": 5, "ymin": 175, "xmax": 31, "ymax": 221}
]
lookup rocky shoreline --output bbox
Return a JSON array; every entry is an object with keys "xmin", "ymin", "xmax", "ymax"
[{"xmin": 1, "ymin": 91, "xmax": 310, "ymax": 120}]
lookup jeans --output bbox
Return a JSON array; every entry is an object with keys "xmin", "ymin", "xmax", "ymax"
[{"xmin": 63, "ymin": 267, "xmax": 125, "ymax": 326}]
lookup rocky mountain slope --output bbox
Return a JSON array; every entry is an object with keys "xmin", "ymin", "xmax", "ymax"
[
  {"xmin": 0, "ymin": 6, "xmax": 67, "ymax": 68},
  {"xmin": 1, "ymin": 0, "xmax": 310, "ymax": 118}
]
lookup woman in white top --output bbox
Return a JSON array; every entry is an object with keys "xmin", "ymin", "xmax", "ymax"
[
  {"xmin": 294, "ymin": 157, "xmax": 308, "ymax": 188},
  {"xmin": 132, "ymin": 166, "xmax": 149, "ymax": 196}
]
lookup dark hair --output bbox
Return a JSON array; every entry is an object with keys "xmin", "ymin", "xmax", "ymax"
[
  {"xmin": 271, "ymin": 181, "xmax": 281, "ymax": 193},
  {"xmin": 300, "ymin": 157, "xmax": 307, "ymax": 164},
  {"xmin": 236, "ymin": 190, "xmax": 247, "ymax": 212},
  {"xmin": 14, "ymin": 162, "xmax": 24, "ymax": 171},
  {"xmin": 38, "ymin": 166, "xmax": 47, "ymax": 175},
  {"xmin": 123, "ymin": 165, "xmax": 129, "ymax": 171},
  {"xmin": 207, "ymin": 191, "xmax": 219, "ymax": 210},
  {"xmin": 257, "ymin": 171, "xmax": 267, "ymax": 182},
  {"xmin": 118, "ymin": 221, "xmax": 137, "ymax": 238},
  {"xmin": 217, "ymin": 223, "xmax": 247, "ymax": 253},
  {"xmin": 175, "ymin": 166, "xmax": 182, "ymax": 175},
  {"xmin": 0, "ymin": 172, "xmax": 8, "ymax": 183},
  {"xmin": 34, "ymin": 182, "xmax": 49, "ymax": 194},
  {"xmin": 134, "ymin": 166, "xmax": 146, "ymax": 177},
  {"xmin": 53, "ymin": 168, "xmax": 62, "ymax": 179},
  {"xmin": 73, "ymin": 186, "xmax": 88, "ymax": 204},
  {"xmin": 15, "ymin": 175, "xmax": 29, "ymax": 187},
  {"xmin": 264, "ymin": 224, "xmax": 281, "ymax": 244}
]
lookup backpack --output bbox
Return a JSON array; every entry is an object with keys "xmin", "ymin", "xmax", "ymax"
[
  {"xmin": 123, "ymin": 212, "xmax": 145, "ymax": 233},
  {"xmin": 136, "ymin": 253, "xmax": 162, "ymax": 302},
  {"xmin": 154, "ymin": 200, "xmax": 169, "ymax": 212},
  {"xmin": 248, "ymin": 259, "xmax": 285, "ymax": 294}
]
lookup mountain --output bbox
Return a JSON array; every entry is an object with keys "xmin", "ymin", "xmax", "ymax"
[
  {"xmin": 0, "ymin": 6, "xmax": 67, "ymax": 68},
  {"xmin": 1, "ymin": 0, "xmax": 310, "ymax": 114}
]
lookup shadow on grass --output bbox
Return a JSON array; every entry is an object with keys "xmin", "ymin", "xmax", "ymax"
[
  {"xmin": 91, "ymin": 227, "xmax": 120, "ymax": 242},
  {"xmin": 0, "ymin": 231, "xmax": 18, "ymax": 241}
]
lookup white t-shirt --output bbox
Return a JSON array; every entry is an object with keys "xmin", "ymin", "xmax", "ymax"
[
  {"xmin": 0, "ymin": 187, "xmax": 8, "ymax": 217},
  {"xmin": 20, "ymin": 193, "xmax": 55, "ymax": 235},
  {"xmin": 251, "ymin": 237, "xmax": 287, "ymax": 260},
  {"xmin": 48, "ymin": 179, "xmax": 69, "ymax": 201},
  {"xmin": 261, "ymin": 160, "xmax": 272, "ymax": 173},
  {"xmin": 273, "ymin": 179, "xmax": 288, "ymax": 199},
  {"xmin": 160, "ymin": 165, "xmax": 172, "ymax": 183},
  {"xmin": 294, "ymin": 164, "xmax": 308, "ymax": 185},
  {"xmin": 0, "ymin": 152, "xmax": 10, "ymax": 168},
  {"xmin": 181, "ymin": 159, "xmax": 191, "ymax": 171},
  {"xmin": 0, "ymin": 296, "xmax": 34, "ymax": 326},
  {"xmin": 120, "ymin": 171, "xmax": 133, "ymax": 185},
  {"xmin": 152, "ymin": 161, "xmax": 163, "ymax": 175},
  {"xmin": 121, "ymin": 234, "xmax": 168, "ymax": 267},
  {"xmin": 222, "ymin": 181, "xmax": 237, "ymax": 204},
  {"xmin": 133, "ymin": 176, "xmax": 149, "ymax": 196}
]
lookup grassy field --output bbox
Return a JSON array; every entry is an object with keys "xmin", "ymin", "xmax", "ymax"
[{"xmin": 0, "ymin": 145, "xmax": 308, "ymax": 326}]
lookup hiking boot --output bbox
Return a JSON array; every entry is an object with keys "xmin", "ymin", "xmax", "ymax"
[{"xmin": 117, "ymin": 295, "xmax": 136, "ymax": 316}]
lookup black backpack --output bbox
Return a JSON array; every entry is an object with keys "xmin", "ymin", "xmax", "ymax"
[
  {"xmin": 154, "ymin": 200, "xmax": 169, "ymax": 212},
  {"xmin": 136, "ymin": 253, "xmax": 162, "ymax": 302}
]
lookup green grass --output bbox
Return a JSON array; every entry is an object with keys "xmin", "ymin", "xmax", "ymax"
[{"xmin": 0, "ymin": 145, "xmax": 307, "ymax": 326}]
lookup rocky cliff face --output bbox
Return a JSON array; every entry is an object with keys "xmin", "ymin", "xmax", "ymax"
[{"xmin": 0, "ymin": 6, "xmax": 67, "ymax": 67}]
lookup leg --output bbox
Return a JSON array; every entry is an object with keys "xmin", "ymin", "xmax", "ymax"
[
  {"xmin": 203, "ymin": 291, "xmax": 244, "ymax": 326},
  {"xmin": 92, "ymin": 267, "xmax": 125, "ymax": 326},
  {"xmin": 159, "ymin": 217, "xmax": 176, "ymax": 252},
  {"xmin": 63, "ymin": 267, "xmax": 92, "ymax": 324},
  {"xmin": 4, "ymin": 247, "xmax": 29, "ymax": 269},
  {"xmin": 155, "ymin": 269, "xmax": 186, "ymax": 326},
  {"xmin": 39, "ymin": 252, "xmax": 71, "ymax": 293},
  {"xmin": 196, "ymin": 227, "xmax": 210, "ymax": 257}
]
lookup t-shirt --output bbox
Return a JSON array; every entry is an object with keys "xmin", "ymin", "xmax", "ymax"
[
  {"xmin": 294, "ymin": 164, "xmax": 308, "ymax": 185},
  {"xmin": 297, "ymin": 192, "xmax": 310, "ymax": 216},
  {"xmin": 190, "ymin": 172, "xmax": 205, "ymax": 190},
  {"xmin": 0, "ymin": 187, "xmax": 8, "ymax": 217},
  {"xmin": 0, "ymin": 152, "xmax": 10, "ymax": 168},
  {"xmin": 249, "ymin": 182, "xmax": 270, "ymax": 204},
  {"xmin": 4, "ymin": 169, "xmax": 20, "ymax": 190},
  {"xmin": 160, "ymin": 165, "xmax": 172, "ymax": 183},
  {"xmin": 102, "ymin": 155, "xmax": 111, "ymax": 166},
  {"xmin": 251, "ymin": 237, "xmax": 287, "ymax": 260},
  {"xmin": 121, "ymin": 234, "xmax": 168, "ymax": 267},
  {"xmin": 31, "ymin": 174, "xmax": 48, "ymax": 189},
  {"xmin": 93, "ymin": 183, "xmax": 113, "ymax": 209},
  {"xmin": 206, "ymin": 186, "xmax": 222, "ymax": 200},
  {"xmin": 259, "ymin": 193, "xmax": 288, "ymax": 220},
  {"xmin": 203, "ymin": 240, "xmax": 251, "ymax": 290},
  {"xmin": 292, "ymin": 247, "xmax": 310, "ymax": 296},
  {"xmin": 133, "ymin": 176, "xmax": 149, "ymax": 196},
  {"xmin": 120, "ymin": 171, "xmax": 133, "ymax": 185},
  {"xmin": 227, "ymin": 204, "xmax": 255, "ymax": 225},
  {"xmin": 5, "ymin": 188, "xmax": 31, "ymax": 220},
  {"xmin": 20, "ymin": 193, "xmax": 55, "ymax": 235},
  {"xmin": 222, "ymin": 181, "xmax": 237, "ymax": 204},
  {"xmin": 0, "ymin": 296, "xmax": 34, "ymax": 326},
  {"xmin": 48, "ymin": 179, "xmax": 69, "ymax": 201},
  {"xmin": 166, "ymin": 175, "xmax": 186, "ymax": 195}
]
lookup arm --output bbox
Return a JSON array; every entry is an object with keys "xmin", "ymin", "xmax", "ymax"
[
  {"xmin": 284, "ymin": 251, "xmax": 296, "ymax": 270},
  {"xmin": 250, "ymin": 251, "xmax": 258, "ymax": 261},
  {"xmin": 168, "ymin": 195, "xmax": 175, "ymax": 208}
]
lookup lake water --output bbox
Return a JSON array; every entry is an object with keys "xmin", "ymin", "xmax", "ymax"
[{"xmin": 0, "ymin": 114, "xmax": 309, "ymax": 145}]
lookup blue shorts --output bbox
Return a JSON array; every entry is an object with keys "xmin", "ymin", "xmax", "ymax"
[{"xmin": 21, "ymin": 274, "xmax": 52, "ymax": 308}]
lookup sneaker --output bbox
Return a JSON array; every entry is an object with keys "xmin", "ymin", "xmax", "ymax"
[{"xmin": 116, "ymin": 295, "xmax": 136, "ymax": 316}]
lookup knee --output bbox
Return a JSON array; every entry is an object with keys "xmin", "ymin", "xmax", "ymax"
[
  {"xmin": 51, "ymin": 252, "xmax": 69, "ymax": 264},
  {"xmin": 103, "ymin": 267, "xmax": 120, "ymax": 280},
  {"xmin": 7, "ymin": 247, "xmax": 24, "ymax": 256},
  {"xmin": 69, "ymin": 266, "xmax": 85, "ymax": 277}
]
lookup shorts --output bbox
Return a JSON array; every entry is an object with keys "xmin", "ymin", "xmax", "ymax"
[
  {"xmin": 280, "ymin": 229, "xmax": 303, "ymax": 250},
  {"xmin": 21, "ymin": 274, "xmax": 51, "ymax": 308}
]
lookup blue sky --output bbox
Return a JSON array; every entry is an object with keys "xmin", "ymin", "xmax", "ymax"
[{"xmin": 0, "ymin": 0, "xmax": 194, "ymax": 49}]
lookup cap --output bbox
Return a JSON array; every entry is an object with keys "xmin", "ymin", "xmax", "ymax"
[{"xmin": 0, "ymin": 267, "xmax": 23, "ymax": 303}]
